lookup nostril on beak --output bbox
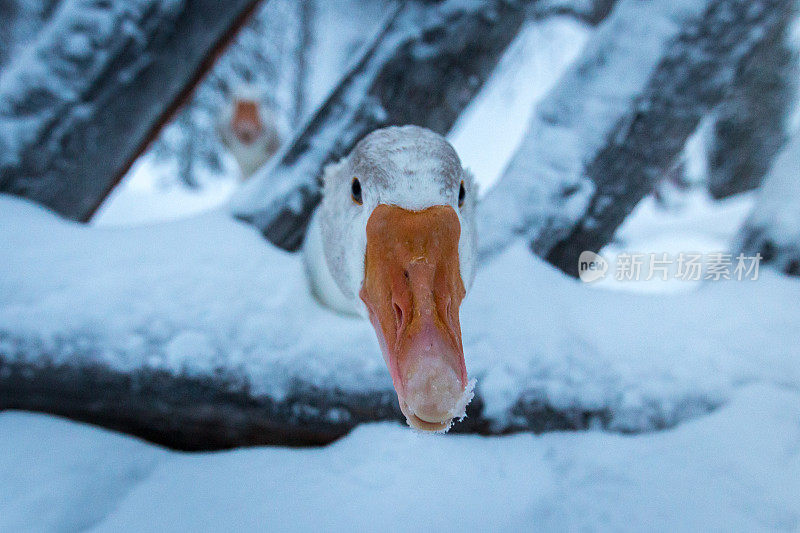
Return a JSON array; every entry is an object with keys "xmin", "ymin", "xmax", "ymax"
[{"xmin": 393, "ymin": 300, "xmax": 404, "ymax": 331}]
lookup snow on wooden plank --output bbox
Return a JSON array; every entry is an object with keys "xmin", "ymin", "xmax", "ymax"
[
  {"xmin": 478, "ymin": 0, "xmax": 791, "ymax": 276},
  {"xmin": 2, "ymin": 195, "xmax": 799, "ymax": 448}
]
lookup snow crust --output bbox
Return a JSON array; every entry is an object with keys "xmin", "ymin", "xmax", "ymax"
[
  {"xmin": 2, "ymin": 193, "xmax": 799, "ymax": 432},
  {"xmin": 2, "ymin": 384, "xmax": 799, "ymax": 531}
]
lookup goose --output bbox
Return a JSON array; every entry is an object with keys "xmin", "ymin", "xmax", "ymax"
[
  {"xmin": 218, "ymin": 94, "xmax": 281, "ymax": 180},
  {"xmin": 303, "ymin": 125, "xmax": 477, "ymax": 432}
]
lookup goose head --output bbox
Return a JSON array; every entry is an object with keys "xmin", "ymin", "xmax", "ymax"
[
  {"xmin": 219, "ymin": 93, "xmax": 281, "ymax": 179},
  {"xmin": 316, "ymin": 125, "xmax": 477, "ymax": 431}
]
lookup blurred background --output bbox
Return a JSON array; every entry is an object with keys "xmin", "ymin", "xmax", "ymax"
[{"xmin": 1, "ymin": 0, "xmax": 799, "ymax": 531}]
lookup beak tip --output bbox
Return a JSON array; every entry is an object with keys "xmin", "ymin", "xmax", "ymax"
[{"xmin": 398, "ymin": 360, "xmax": 476, "ymax": 432}]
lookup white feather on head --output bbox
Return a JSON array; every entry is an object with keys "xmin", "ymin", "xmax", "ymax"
[{"xmin": 311, "ymin": 125, "xmax": 477, "ymax": 315}]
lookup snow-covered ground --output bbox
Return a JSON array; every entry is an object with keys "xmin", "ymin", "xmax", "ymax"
[
  {"xmin": 2, "ymin": 384, "xmax": 799, "ymax": 532},
  {"xmin": 93, "ymin": 158, "xmax": 239, "ymax": 227}
]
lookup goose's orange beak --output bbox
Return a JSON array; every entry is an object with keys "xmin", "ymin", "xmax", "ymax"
[{"xmin": 360, "ymin": 204, "xmax": 469, "ymax": 431}]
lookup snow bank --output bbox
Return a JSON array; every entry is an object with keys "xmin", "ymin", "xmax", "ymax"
[
  {"xmin": 2, "ymin": 194, "xmax": 799, "ymax": 432},
  {"xmin": 1, "ymin": 384, "xmax": 798, "ymax": 531},
  {"xmin": 0, "ymin": 411, "xmax": 164, "ymax": 532}
]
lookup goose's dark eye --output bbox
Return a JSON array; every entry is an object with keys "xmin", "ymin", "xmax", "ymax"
[
  {"xmin": 351, "ymin": 177, "xmax": 363, "ymax": 205},
  {"xmin": 458, "ymin": 180, "xmax": 466, "ymax": 208}
]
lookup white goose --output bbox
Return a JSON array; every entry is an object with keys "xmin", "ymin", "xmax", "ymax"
[{"xmin": 303, "ymin": 125, "xmax": 478, "ymax": 432}]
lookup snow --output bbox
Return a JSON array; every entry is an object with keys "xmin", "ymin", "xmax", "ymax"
[
  {"xmin": 453, "ymin": 378, "xmax": 476, "ymax": 423},
  {"xmin": 0, "ymin": 412, "xmax": 163, "ymax": 533},
  {"xmin": 304, "ymin": 0, "xmax": 393, "ymax": 114},
  {"xmin": 3, "ymin": 193, "xmax": 800, "ymax": 433},
  {"xmin": 449, "ymin": 17, "xmax": 590, "ymax": 192},
  {"xmin": 98, "ymin": 15, "xmax": 589, "ymax": 228},
  {"xmin": 3, "ymin": 4, "xmax": 799, "ymax": 530},
  {"xmin": 93, "ymin": 158, "xmax": 238, "ymax": 227},
  {"xmin": 594, "ymin": 190, "xmax": 755, "ymax": 293},
  {"xmin": 478, "ymin": 0, "xmax": 711, "ymax": 259},
  {"xmin": 2, "ymin": 384, "xmax": 799, "ymax": 531}
]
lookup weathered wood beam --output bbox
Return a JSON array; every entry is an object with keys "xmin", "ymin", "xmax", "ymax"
[{"xmin": 0, "ymin": 0, "xmax": 265, "ymax": 221}]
